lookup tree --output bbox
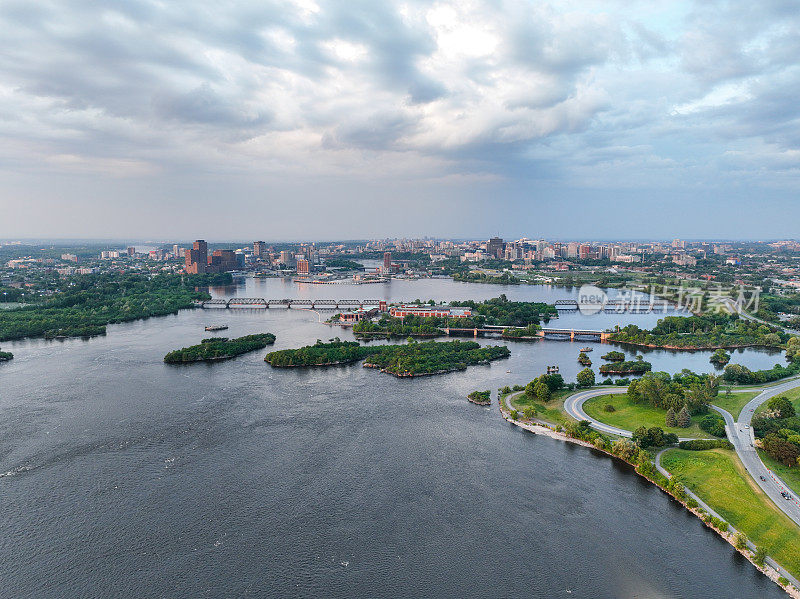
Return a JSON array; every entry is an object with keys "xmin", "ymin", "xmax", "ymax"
[
  {"xmin": 509, "ymin": 409, "xmax": 519, "ymax": 420},
  {"xmin": 766, "ymin": 396, "xmax": 796, "ymax": 419},
  {"xmin": 522, "ymin": 406, "xmax": 537, "ymax": 420},
  {"xmin": 533, "ymin": 380, "xmax": 550, "ymax": 402},
  {"xmin": 576, "ymin": 368, "xmax": 595, "ymax": 388},
  {"xmin": 753, "ymin": 546, "xmax": 767, "ymax": 567},
  {"xmin": 665, "ymin": 407, "xmax": 677, "ymax": 427},
  {"xmin": 734, "ymin": 532, "xmax": 748, "ymax": 550},
  {"xmin": 677, "ymin": 405, "xmax": 691, "ymax": 428},
  {"xmin": 762, "ymin": 434, "xmax": 800, "ymax": 466}
]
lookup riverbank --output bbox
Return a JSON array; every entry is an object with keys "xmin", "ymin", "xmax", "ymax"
[{"xmin": 499, "ymin": 391, "xmax": 800, "ymax": 597}]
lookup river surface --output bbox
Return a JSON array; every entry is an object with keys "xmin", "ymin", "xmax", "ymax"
[{"xmin": 0, "ymin": 278, "xmax": 787, "ymax": 598}]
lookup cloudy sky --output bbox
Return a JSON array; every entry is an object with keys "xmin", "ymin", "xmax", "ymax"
[{"xmin": 1, "ymin": 0, "xmax": 798, "ymax": 240}]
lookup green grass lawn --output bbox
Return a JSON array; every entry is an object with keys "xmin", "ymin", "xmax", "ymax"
[
  {"xmin": 758, "ymin": 449, "xmax": 800, "ymax": 498},
  {"xmin": 582, "ymin": 393, "xmax": 712, "ymax": 438},
  {"xmin": 509, "ymin": 389, "xmax": 574, "ymax": 427},
  {"xmin": 661, "ymin": 448, "xmax": 800, "ymax": 578},
  {"xmin": 711, "ymin": 391, "xmax": 760, "ymax": 419}
]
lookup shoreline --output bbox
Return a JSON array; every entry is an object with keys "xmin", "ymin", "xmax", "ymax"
[{"xmin": 498, "ymin": 395, "xmax": 800, "ymax": 597}]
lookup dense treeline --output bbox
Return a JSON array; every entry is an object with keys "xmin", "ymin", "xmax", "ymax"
[
  {"xmin": 753, "ymin": 396, "xmax": 800, "ymax": 467},
  {"xmin": 598, "ymin": 359, "xmax": 652, "ymax": 375},
  {"xmin": 628, "ymin": 371, "xmax": 719, "ymax": 415},
  {"xmin": 452, "ymin": 271, "xmax": 520, "ymax": 284},
  {"xmin": 265, "ymin": 340, "xmax": 382, "ymax": 366},
  {"xmin": 363, "ymin": 340, "xmax": 509, "ymax": 376},
  {"xmin": 184, "ymin": 272, "xmax": 234, "ymax": 286},
  {"xmin": 722, "ymin": 360, "xmax": 800, "ymax": 384},
  {"xmin": 678, "ymin": 439, "xmax": 734, "ymax": 450},
  {"xmin": 450, "ymin": 295, "xmax": 557, "ymax": 325},
  {"xmin": 609, "ymin": 314, "xmax": 785, "ymax": 349},
  {"xmin": 324, "ymin": 258, "xmax": 364, "ymax": 270},
  {"xmin": 0, "ymin": 274, "xmax": 210, "ymax": 341},
  {"xmin": 164, "ymin": 333, "xmax": 276, "ymax": 363}
]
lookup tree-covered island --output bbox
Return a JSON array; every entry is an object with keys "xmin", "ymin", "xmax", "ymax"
[
  {"xmin": 265, "ymin": 339, "xmax": 510, "ymax": 376},
  {"xmin": 0, "ymin": 346, "xmax": 12, "ymax": 361},
  {"xmin": 164, "ymin": 333, "xmax": 276, "ymax": 363},
  {"xmin": 467, "ymin": 390, "xmax": 492, "ymax": 405}
]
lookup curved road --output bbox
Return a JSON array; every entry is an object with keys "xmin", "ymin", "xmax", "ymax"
[
  {"xmin": 562, "ymin": 381, "xmax": 800, "ymax": 526},
  {"xmin": 716, "ymin": 379, "xmax": 800, "ymax": 527},
  {"xmin": 563, "ymin": 387, "xmax": 696, "ymax": 441}
]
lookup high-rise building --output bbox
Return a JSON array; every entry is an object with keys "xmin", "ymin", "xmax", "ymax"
[
  {"xmin": 254, "ymin": 241, "xmax": 267, "ymax": 258},
  {"xmin": 487, "ymin": 237, "xmax": 504, "ymax": 259},
  {"xmin": 296, "ymin": 258, "xmax": 310, "ymax": 275},
  {"xmin": 127, "ymin": 246, "xmax": 136, "ymax": 256},
  {"xmin": 185, "ymin": 240, "xmax": 208, "ymax": 274},
  {"xmin": 279, "ymin": 250, "xmax": 294, "ymax": 267}
]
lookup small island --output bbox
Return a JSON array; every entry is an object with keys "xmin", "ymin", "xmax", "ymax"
[
  {"xmin": 164, "ymin": 333, "xmax": 276, "ymax": 363},
  {"xmin": 0, "ymin": 346, "xmax": 12, "ymax": 361},
  {"xmin": 601, "ymin": 350, "xmax": 625, "ymax": 362},
  {"xmin": 710, "ymin": 348, "xmax": 731, "ymax": 366},
  {"xmin": 468, "ymin": 390, "xmax": 492, "ymax": 405},
  {"xmin": 266, "ymin": 339, "xmax": 510, "ymax": 377},
  {"xmin": 598, "ymin": 358, "xmax": 652, "ymax": 375}
]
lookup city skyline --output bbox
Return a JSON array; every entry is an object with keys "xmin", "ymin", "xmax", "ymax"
[{"xmin": 2, "ymin": 1, "xmax": 799, "ymax": 239}]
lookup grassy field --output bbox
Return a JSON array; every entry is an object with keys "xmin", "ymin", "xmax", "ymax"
[
  {"xmin": 509, "ymin": 389, "xmax": 574, "ymax": 427},
  {"xmin": 711, "ymin": 391, "xmax": 760, "ymax": 419},
  {"xmin": 661, "ymin": 448, "xmax": 800, "ymax": 578},
  {"xmin": 582, "ymin": 393, "xmax": 712, "ymax": 438}
]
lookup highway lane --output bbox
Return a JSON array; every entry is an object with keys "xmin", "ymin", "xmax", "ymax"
[
  {"xmin": 721, "ymin": 379, "xmax": 800, "ymax": 527},
  {"xmin": 564, "ymin": 381, "xmax": 800, "ymax": 525}
]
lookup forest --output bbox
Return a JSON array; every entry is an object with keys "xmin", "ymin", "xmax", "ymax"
[{"xmin": 0, "ymin": 273, "xmax": 210, "ymax": 341}]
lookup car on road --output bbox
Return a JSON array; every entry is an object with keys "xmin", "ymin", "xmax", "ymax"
[
  {"xmin": 744, "ymin": 424, "xmax": 750, "ymax": 429},
  {"xmin": 781, "ymin": 492, "xmax": 792, "ymax": 500},
  {"xmin": 760, "ymin": 475, "xmax": 767, "ymax": 481}
]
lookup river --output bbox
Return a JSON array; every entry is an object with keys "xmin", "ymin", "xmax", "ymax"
[{"xmin": 0, "ymin": 278, "xmax": 786, "ymax": 598}]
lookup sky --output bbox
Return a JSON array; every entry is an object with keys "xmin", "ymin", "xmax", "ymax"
[{"xmin": 1, "ymin": 0, "xmax": 799, "ymax": 241}]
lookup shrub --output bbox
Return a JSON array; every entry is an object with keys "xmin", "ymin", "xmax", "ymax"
[
  {"xmin": 753, "ymin": 546, "xmax": 767, "ymax": 567},
  {"xmin": 734, "ymin": 532, "xmax": 748, "ymax": 550},
  {"xmin": 678, "ymin": 439, "xmax": 734, "ymax": 450},
  {"xmin": 603, "ymin": 404, "xmax": 616, "ymax": 413},
  {"xmin": 698, "ymin": 414, "xmax": 727, "ymax": 438}
]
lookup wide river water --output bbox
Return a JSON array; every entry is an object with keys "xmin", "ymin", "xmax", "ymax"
[{"xmin": 0, "ymin": 278, "xmax": 787, "ymax": 598}]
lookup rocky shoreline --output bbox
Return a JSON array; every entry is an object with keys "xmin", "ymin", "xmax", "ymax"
[{"xmin": 498, "ymin": 396, "xmax": 800, "ymax": 597}]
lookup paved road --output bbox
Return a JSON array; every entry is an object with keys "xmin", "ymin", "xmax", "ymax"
[
  {"xmin": 720, "ymin": 379, "xmax": 800, "ymax": 527},
  {"xmin": 563, "ymin": 387, "xmax": 696, "ymax": 441},
  {"xmin": 564, "ymin": 381, "xmax": 800, "ymax": 526}
]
